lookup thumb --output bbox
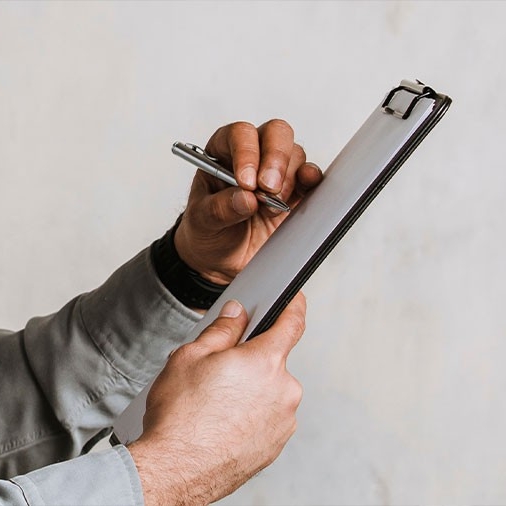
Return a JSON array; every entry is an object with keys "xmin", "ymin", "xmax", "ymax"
[{"xmin": 193, "ymin": 300, "xmax": 249, "ymax": 353}]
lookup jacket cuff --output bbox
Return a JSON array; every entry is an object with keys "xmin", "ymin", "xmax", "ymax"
[{"xmin": 11, "ymin": 446, "xmax": 143, "ymax": 506}]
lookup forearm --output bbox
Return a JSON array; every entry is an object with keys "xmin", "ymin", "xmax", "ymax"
[{"xmin": 0, "ymin": 246, "xmax": 201, "ymax": 478}]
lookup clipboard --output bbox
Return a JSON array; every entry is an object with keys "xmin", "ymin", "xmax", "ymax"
[{"xmin": 111, "ymin": 79, "xmax": 451, "ymax": 444}]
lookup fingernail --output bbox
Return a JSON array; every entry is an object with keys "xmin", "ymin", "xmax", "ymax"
[
  {"xmin": 306, "ymin": 162, "xmax": 323, "ymax": 175},
  {"xmin": 219, "ymin": 299, "xmax": 243, "ymax": 318},
  {"xmin": 232, "ymin": 189, "xmax": 253, "ymax": 215},
  {"xmin": 260, "ymin": 168, "xmax": 282, "ymax": 192},
  {"xmin": 240, "ymin": 166, "xmax": 257, "ymax": 189}
]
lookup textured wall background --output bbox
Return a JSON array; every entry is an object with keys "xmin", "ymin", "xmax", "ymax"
[{"xmin": 1, "ymin": 2, "xmax": 505, "ymax": 504}]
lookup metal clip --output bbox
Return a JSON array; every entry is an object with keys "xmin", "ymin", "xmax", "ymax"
[
  {"xmin": 184, "ymin": 143, "xmax": 220, "ymax": 163},
  {"xmin": 382, "ymin": 79, "xmax": 436, "ymax": 120}
]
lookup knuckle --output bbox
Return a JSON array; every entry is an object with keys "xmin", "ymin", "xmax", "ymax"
[
  {"xmin": 291, "ymin": 296, "xmax": 307, "ymax": 324},
  {"xmin": 231, "ymin": 120, "xmax": 256, "ymax": 133},
  {"xmin": 285, "ymin": 376, "xmax": 303, "ymax": 410},
  {"xmin": 206, "ymin": 122, "xmax": 258, "ymax": 161},
  {"xmin": 170, "ymin": 342, "xmax": 200, "ymax": 364},
  {"xmin": 265, "ymin": 350, "xmax": 283, "ymax": 370},
  {"xmin": 211, "ymin": 124, "xmax": 228, "ymax": 140},
  {"xmin": 230, "ymin": 121, "xmax": 258, "ymax": 146},
  {"xmin": 211, "ymin": 323, "xmax": 235, "ymax": 341},
  {"xmin": 292, "ymin": 377, "xmax": 304, "ymax": 403},
  {"xmin": 283, "ymin": 315, "xmax": 306, "ymax": 346},
  {"xmin": 206, "ymin": 318, "xmax": 238, "ymax": 341},
  {"xmin": 229, "ymin": 122, "xmax": 259, "ymax": 159},
  {"xmin": 293, "ymin": 143, "xmax": 307, "ymax": 164},
  {"xmin": 265, "ymin": 118, "xmax": 294, "ymax": 136},
  {"xmin": 286, "ymin": 309, "xmax": 306, "ymax": 337},
  {"xmin": 295, "ymin": 314, "xmax": 306, "ymax": 335}
]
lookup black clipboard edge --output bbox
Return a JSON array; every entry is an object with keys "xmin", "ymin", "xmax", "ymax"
[{"xmin": 247, "ymin": 93, "xmax": 452, "ymax": 340}]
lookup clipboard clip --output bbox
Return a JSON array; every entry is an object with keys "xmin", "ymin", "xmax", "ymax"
[{"xmin": 382, "ymin": 79, "xmax": 437, "ymax": 120}]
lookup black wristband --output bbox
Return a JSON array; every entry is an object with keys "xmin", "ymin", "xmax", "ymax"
[{"xmin": 151, "ymin": 215, "xmax": 229, "ymax": 310}]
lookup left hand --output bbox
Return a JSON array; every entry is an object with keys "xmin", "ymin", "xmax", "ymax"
[
  {"xmin": 129, "ymin": 294, "xmax": 306, "ymax": 506},
  {"xmin": 174, "ymin": 119, "xmax": 323, "ymax": 284}
]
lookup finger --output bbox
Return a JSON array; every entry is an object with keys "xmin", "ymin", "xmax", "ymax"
[
  {"xmin": 257, "ymin": 143, "xmax": 306, "ymax": 219},
  {"xmin": 257, "ymin": 119, "xmax": 295, "ymax": 194},
  {"xmin": 193, "ymin": 300, "xmax": 249, "ymax": 353},
  {"xmin": 205, "ymin": 122, "xmax": 260, "ymax": 191},
  {"xmin": 275, "ymin": 143, "xmax": 307, "ymax": 204},
  {"xmin": 296, "ymin": 162, "xmax": 323, "ymax": 192},
  {"xmin": 286, "ymin": 162, "xmax": 324, "ymax": 210},
  {"xmin": 185, "ymin": 171, "xmax": 259, "ymax": 232},
  {"xmin": 245, "ymin": 292, "xmax": 307, "ymax": 361}
]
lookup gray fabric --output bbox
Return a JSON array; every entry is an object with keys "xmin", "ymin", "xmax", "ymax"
[
  {"xmin": 10, "ymin": 446, "xmax": 143, "ymax": 506},
  {"xmin": 0, "ymin": 246, "xmax": 201, "ymax": 504}
]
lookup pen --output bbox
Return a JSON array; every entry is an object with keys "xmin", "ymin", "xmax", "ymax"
[{"xmin": 171, "ymin": 141, "xmax": 290, "ymax": 212}]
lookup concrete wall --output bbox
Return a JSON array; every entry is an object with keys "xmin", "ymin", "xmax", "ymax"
[{"xmin": 1, "ymin": 2, "xmax": 505, "ymax": 504}]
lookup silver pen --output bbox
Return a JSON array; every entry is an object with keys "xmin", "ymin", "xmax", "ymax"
[{"xmin": 171, "ymin": 141, "xmax": 290, "ymax": 212}]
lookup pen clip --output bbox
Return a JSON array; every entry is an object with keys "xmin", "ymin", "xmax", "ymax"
[{"xmin": 184, "ymin": 143, "xmax": 220, "ymax": 163}]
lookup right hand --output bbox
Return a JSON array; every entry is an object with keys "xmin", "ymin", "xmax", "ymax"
[
  {"xmin": 128, "ymin": 294, "xmax": 306, "ymax": 506},
  {"xmin": 174, "ymin": 120, "xmax": 322, "ymax": 285}
]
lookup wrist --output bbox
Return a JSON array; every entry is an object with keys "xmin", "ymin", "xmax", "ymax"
[
  {"xmin": 173, "ymin": 221, "xmax": 233, "ymax": 285},
  {"xmin": 128, "ymin": 439, "xmax": 210, "ymax": 506},
  {"xmin": 128, "ymin": 441, "xmax": 179, "ymax": 506},
  {"xmin": 128, "ymin": 442, "xmax": 161, "ymax": 506},
  {"xmin": 151, "ymin": 215, "xmax": 229, "ymax": 310}
]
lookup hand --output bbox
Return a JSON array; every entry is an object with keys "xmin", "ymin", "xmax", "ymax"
[
  {"xmin": 174, "ymin": 119, "xmax": 322, "ymax": 284},
  {"xmin": 128, "ymin": 293, "xmax": 306, "ymax": 506}
]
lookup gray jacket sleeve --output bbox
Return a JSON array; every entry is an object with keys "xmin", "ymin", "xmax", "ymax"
[
  {"xmin": 3, "ymin": 446, "xmax": 143, "ymax": 506},
  {"xmin": 0, "ymin": 246, "xmax": 202, "ymax": 504}
]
